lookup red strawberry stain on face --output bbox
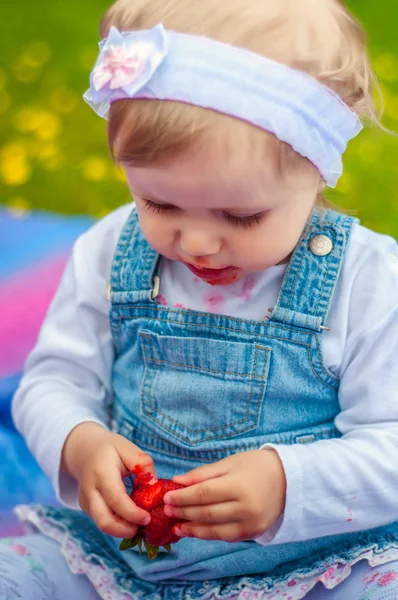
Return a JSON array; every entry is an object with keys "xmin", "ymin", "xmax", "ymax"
[
  {"xmin": 207, "ymin": 273, "xmax": 239, "ymax": 286},
  {"xmin": 120, "ymin": 472, "xmax": 187, "ymax": 559},
  {"xmin": 194, "ymin": 257, "xmax": 210, "ymax": 268}
]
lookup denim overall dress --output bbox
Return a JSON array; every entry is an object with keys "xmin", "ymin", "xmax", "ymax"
[{"xmin": 35, "ymin": 208, "xmax": 398, "ymax": 600}]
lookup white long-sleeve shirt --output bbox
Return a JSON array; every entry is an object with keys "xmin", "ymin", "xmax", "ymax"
[{"xmin": 12, "ymin": 203, "xmax": 398, "ymax": 544}]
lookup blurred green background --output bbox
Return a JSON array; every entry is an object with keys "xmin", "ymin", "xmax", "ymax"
[{"xmin": 0, "ymin": 0, "xmax": 397, "ymax": 236}]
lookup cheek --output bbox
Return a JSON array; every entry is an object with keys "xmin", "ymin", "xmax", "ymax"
[
  {"xmin": 225, "ymin": 233, "xmax": 266, "ymax": 270},
  {"xmin": 137, "ymin": 210, "xmax": 169, "ymax": 249},
  {"xmin": 232, "ymin": 225, "xmax": 294, "ymax": 270}
]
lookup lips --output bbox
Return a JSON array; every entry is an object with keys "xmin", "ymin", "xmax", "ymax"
[{"xmin": 184, "ymin": 263, "xmax": 238, "ymax": 282}]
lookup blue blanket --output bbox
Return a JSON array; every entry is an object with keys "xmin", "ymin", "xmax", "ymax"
[{"xmin": 0, "ymin": 207, "xmax": 93, "ymax": 535}]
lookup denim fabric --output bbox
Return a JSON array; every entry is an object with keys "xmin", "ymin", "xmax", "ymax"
[{"xmin": 36, "ymin": 209, "xmax": 398, "ymax": 598}]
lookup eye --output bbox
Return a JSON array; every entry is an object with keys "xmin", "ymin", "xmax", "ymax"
[
  {"xmin": 143, "ymin": 199, "xmax": 175, "ymax": 213},
  {"xmin": 143, "ymin": 198, "xmax": 266, "ymax": 228},
  {"xmin": 225, "ymin": 212, "xmax": 265, "ymax": 229}
]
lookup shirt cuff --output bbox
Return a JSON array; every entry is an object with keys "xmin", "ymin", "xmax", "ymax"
[{"xmin": 254, "ymin": 443, "xmax": 304, "ymax": 545}]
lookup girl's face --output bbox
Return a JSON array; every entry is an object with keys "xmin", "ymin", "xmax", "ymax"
[{"xmin": 123, "ymin": 146, "xmax": 318, "ymax": 285}]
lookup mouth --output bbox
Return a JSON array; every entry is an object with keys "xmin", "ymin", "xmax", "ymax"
[{"xmin": 184, "ymin": 263, "xmax": 239, "ymax": 282}]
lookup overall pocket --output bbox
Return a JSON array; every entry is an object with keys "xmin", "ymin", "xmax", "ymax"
[{"xmin": 140, "ymin": 330, "xmax": 272, "ymax": 446}]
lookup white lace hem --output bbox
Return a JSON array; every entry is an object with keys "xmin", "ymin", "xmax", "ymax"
[
  {"xmin": 15, "ymin": 504, "xmax": 398, "ymax": 600},
  {"xmin": 238, "ymin": 548, "xmax": 398, "ymax": 599}
]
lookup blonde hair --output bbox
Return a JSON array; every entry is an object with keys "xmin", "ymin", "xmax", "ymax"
[{"xmin": 99, "ymin": 0, "xmax": 381, "ymax": 195}]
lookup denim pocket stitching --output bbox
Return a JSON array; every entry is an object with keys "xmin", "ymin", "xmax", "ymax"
[
  {"xmin": 143, "ymin": 345, "xmax": 269, "ymax": 434},
  {"xmin": 140, "ymin": 340, "xmax": 270, "ymax": 442},
  {"xmin": 140, "ymin": 332, "xmax": 263, "ymax": 378},
  {"xmin": 140, "ymin": 358, "xmax": 255, "ymax": 377}
]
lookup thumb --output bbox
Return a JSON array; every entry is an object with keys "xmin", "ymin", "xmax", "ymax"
[{"xmin": 116, "ymin": 436, "xmax": 156, "ymax": 478}]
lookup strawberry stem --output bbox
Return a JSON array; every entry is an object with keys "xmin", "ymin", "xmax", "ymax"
[
  {"xmin": 144, "ymin": 539, "xmax": 160, "ymax": 560},
  {"xmin": 119, "ymin": 536, "xmax": 138, "ymax": 551}
]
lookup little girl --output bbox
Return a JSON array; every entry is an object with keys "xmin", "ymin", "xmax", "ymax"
[{"xmin": 4, "ymin": 0, "xmax": 398, "ymax": 598}]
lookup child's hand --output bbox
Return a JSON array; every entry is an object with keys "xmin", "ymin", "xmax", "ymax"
[
  {"xmin": 163, "ymin": 450, "xmax": 286, "ymax": 543},
  {"xmin": 61, "ymin": 422, "xmax": 155, "ymax": 539}
]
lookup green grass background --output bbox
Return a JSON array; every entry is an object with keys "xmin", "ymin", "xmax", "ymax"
[{"xmin": 0, "ymin": 0, "xmax": 397, "ymax": 237}]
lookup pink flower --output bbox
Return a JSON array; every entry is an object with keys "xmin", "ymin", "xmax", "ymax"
[
  {"xmin": 322, "ymin": 567, "xmax": 336, "ymax": 580},
  {"xmin": 93, "ymin": 43, "xmax": 150, "ymax": 91},
  {"xmin": 378, "ymin": 571, "xmax": 398, "ymax": 587}
]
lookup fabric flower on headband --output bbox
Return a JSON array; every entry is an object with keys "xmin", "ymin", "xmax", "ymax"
[
  {"xmin": 84, "ymin": 25, "xmax": 168, "ymax": 118},
  {"xmin": 93, "ymin": 45, "xmax": 150, "ymax": 91}
]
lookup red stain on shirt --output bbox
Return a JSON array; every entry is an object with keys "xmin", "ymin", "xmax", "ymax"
[
  {"xmin": 208, "ymin": 295, "xmax": 224, "ymax": 306},
  {"xmin": 156, "ymin": 294, "xmax": 168, "ymax": 306},
  {"xmin": 206, "ymin": 294, "xmax": 225, "ymax": 312},
  {"xmin": 240, "ymin": 274, "xmax": 256, "ymax": 301}
]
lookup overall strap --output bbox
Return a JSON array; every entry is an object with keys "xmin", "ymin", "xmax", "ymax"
[
  {"xmin": 271, "ymin": 209, "xmax": 357, "ymax": 332},
  {"xmin": 110, "ymin": 206, "xmax": 159, "ymax": 302}
]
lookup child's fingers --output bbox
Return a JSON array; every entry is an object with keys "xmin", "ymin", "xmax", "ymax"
[
  {"xmin": 85, "ymin": 489, "xmax": 140, "ymax": 538},
  {"xmin": 165, "ymin": 500, "xmax": 239, "ymax": 523},
  {"xmin": 172, "ymin": 460, "xmax": 227, "ymax": 487},
  {"xmin": 174, "ymin": 521, "xmax": 248, "ymax": 543},
  {"xmin": 164, "ymin": 475, "xmax": 235, "ymax": 507},
  {"xmin": 116, "ymin": 438, "xmax": 155, "ymax": 478},
  {"xmin": 98, "ymin": 476, "xmax": 150, "ymax": 526}
]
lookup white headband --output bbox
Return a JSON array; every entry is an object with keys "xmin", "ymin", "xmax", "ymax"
[{"xmin": 84, "ymin": 24, "xmax": 363, "ymax": 187}]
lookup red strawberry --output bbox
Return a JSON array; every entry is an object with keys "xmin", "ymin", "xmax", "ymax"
[
  {"xmin": 119, "ymin": 472, "xmax": 186, "ymax": 560},
  {"xmin": 144, "ymin": 505, "xmax": 181, "ymax": 546},
  {"xmin": 130, "ymin": 473, "xmax": 164, "ymax": 511}
]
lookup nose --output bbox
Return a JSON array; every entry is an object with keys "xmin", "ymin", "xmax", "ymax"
[{"xmin": 179, "ymin": 228, "xmax": 222, "ymax": 258}]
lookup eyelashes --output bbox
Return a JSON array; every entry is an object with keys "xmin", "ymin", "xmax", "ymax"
[
  {"xmin": 143, "ymin": 199, "xmax": 171, "ymax": 214},
  {"xmin": 225, "ymin": 212, "xmax": 264, "ymax": 229},
  {"xmin": 143, "ymin": 199, "xmax": 266, "ymax": 229}
]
